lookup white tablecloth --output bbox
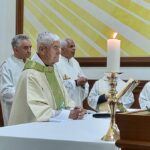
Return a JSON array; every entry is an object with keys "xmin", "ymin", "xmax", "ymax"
[{"xmin": 0, "ymin": 115, "xmax": 119, "ymax": 150}]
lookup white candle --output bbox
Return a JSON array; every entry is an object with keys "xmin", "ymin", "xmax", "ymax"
[{"xmin": 107, "ymin": 33, "xmax": 121, "ymax": 72}]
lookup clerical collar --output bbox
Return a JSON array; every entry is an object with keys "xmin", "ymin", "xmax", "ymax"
[
  {"xmin": 61, "ymin": 56, "xmax": 72, "ymax": 63},
  {"xmin": 13, "ymin": 55, "xmax": 26, "ymax": 63},
  {"xmin": 45, "ymin": 64, "xmax": 50, "ymax": 67},
  {"xmin": 24, "ymin": 60, "xmax": 54, "ymax": 72}
]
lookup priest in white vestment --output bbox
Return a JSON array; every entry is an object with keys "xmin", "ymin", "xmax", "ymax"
[
  {"xmin": 139, "ymin": 82, "xmax": 150, "ymax": 109},
  {"xmin": 88, "ymin": 74, "xmax": 134, "ymax": 112},
  {"xmin": 9, "ymin": 32, "xmax": 86, "ymax": 125},
  {"xmin": 56, "ymin": 38, "xmax": 89, "ymax": 107},
  {"xmin": 0, "ymin": 34, "xmax": 32, "ymax": 125}
]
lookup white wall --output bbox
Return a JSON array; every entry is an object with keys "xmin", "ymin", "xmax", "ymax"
[
  {"xmin": 0, "ymin": 0, "xmax": 16, "ymax": 65},
  {"xmin": 82, "ymin": 67, "xmax": 150, "ymax": 81}
]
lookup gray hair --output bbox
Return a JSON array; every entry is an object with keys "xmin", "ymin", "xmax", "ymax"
[
  {"xmin": 37, "ymin": 32, "xmax": 60, "ymax": 50},
  {"xmin": 60, "ymin": 38, "xmax": 73, "ymax": 49},
  {"xmin": 11, "ymin": 34, "xmax": 30, "ymax": 49}
]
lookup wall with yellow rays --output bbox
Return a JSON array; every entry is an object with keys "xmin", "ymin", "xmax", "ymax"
[{"xmin": 24, "ymin": 0, "xmax": 150, "ymax": 57}]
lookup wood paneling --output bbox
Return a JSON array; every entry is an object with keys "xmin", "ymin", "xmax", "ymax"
[
  {"xmin": 132, "ymin": 80, "xmax": 147, "ymax": 108},
  {"xmin": 16, "ymin": 0, "xmax": 24, "ymax": 34},
  {"xmin": 77, "ymin": 57, "xmax": 150, "ymax": 67}
]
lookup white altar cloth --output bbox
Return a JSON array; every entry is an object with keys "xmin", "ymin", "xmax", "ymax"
[{"xmin": 0, "ymin": 116, "xmax": 119, "ymax": 150}]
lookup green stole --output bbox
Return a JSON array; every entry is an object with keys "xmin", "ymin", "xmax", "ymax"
[{"xmin": 24, "ymin": 60, "xmax": 65, "ymax": 110}]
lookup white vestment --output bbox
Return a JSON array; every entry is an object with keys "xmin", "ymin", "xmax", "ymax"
[
  {"xmin": 139, "ymin": 82, "xmax": 150, "ymax": 109},
  {"xmin": 88, "ymin": 75, "xmax": 134, "ymax": 111},
  {"xmin": 0, "ymin": 55, "xmax": 25, "ymax": 125},
  {"xmin": 9, "ymin": 54, "xmax": 75, "ymax": 125},
  {"xmin": 56, "ymin": 56, "xmax": 89, "ymax": 106}
]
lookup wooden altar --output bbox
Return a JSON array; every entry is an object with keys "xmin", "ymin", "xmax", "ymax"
[{"xmin": 115, "ymin": 110, "xmax": 150, "ymax": 150}]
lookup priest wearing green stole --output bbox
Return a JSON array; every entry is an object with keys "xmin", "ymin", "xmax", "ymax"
[{"xmin": 9, "ymin": 32, "xmax": 86, "ymax": 125}]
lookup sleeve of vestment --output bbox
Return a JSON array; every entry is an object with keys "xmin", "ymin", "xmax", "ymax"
[
  {"xmin": 74, "ymin": 60, "xmax": 89, "ymax": 100},
  {"xmin": 120, "ymin": 92, "xmax": 134, "ymax": 108},
  {"xmin": 0, "ymin": 63, "xmax": 15, "ymax": 101},
  {"xmin": 139, "ymin": 82, "xmax": 150, "ymax": 109},
  {"xmin": 88, "ymin": 81, "xmax": 101, "ymax": 109},
  {"xmin": 63, "ymin": 79, "xmax": 76, "ymax": 90}
]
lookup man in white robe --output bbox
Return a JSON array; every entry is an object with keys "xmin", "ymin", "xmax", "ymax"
[
  {"xmin": 0, "ymin": 34, "xmax": 32, "ymax": 125},
  {"xmin": 56, "ymin": 38, "xmax": 89, "ymax": 106},
  {"xmin": 9, "ymin": 32, "xmax": 86, "ymax": 125},
  {"xmin": 139, "ymin": 82, "xmax": 150, "ymax": 109},
  {"xmin": 88, "ymin": 74, "xmax": 134, "ymax": 112}
]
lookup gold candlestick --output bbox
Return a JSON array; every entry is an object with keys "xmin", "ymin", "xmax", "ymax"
[
  {"xmin": 101, "ymin": 73, "xmax": 140, "ymax": 141},
  {"xmin": 101, "ymin": 72, "xmax": 120, "ymax": 141}
]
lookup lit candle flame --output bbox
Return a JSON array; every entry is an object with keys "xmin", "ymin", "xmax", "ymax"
[{"xmin": 113, "ymin": 32, "xmax": 118, "ymax": 39}]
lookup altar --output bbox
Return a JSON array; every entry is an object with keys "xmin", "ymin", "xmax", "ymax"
[{"xmin": 0, "ymin": 116, "xmax": 119, "ymax": 150}]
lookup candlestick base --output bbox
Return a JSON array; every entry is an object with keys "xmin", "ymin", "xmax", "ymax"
[{"xmin": 101, "ymin": 123, "xmax": 120, "ymax": 141}]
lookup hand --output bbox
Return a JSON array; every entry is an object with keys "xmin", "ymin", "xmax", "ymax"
[
  {"xmin": 105, "ymin": 94, "xmax": 109, "ymax": 100},
  {"xmin": 69, "ymin": 107, "xmax": 87, "ymax": 120},
  {"xmin": 76, "ymin": 76, "xmax": 88, "ymax": 87}
]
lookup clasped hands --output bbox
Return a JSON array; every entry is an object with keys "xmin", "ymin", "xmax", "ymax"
[
  {"xmin": 76, "ymin": 76, "xmax": 88, "ymax": 87},
  {"xmin": 69, "ymin": 106, "xmax": 87, "ymax": 120}
]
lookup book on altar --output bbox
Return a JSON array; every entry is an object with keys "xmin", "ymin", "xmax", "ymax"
[{"xmin": 116, "ymin": 78, "xmax": 140, "ymax": 100}]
